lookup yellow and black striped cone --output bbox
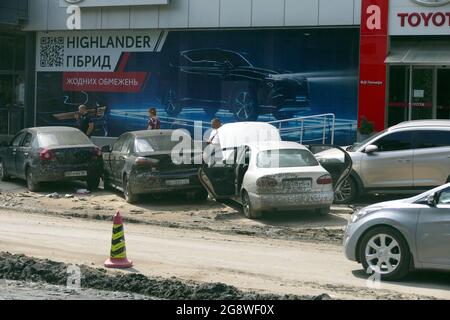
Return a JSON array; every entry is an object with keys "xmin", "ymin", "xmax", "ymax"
[{"xmin": 104, "ymin": 211, "xmax": 133, "ymax": 268}]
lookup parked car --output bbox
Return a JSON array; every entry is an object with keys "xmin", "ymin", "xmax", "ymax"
[
  {"xmin": 344, "ymin": 183, "xmax": 450, "ymax": 280},
  {"xmin": 316, "ymin": 120, "xmax": 450, "ymax": 204},
  {"xmin": 200, "ymin": 140, "xmax": 338, "ymax": 219},
  {"xmin": 102, "ymin": 130, "xmax": 207, "ymax": 203},
  {"xmin": 0, "ymin": 127, "xmax": 103, "ymax": 191},
  {"xmin": 159, "ymin": 48, "xmax": 310, "ymax": 121}
]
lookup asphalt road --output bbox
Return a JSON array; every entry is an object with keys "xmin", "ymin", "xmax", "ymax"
[{"xmin": 1, "ymin": 210, "xmax": 450, "ymax": 300}]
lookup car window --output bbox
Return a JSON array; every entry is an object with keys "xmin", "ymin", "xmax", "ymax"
[
  {"xmin": 372, "ymin": 131, "xmax": 413, "ymax": 152},
  {"xmin": 257, "ymin": 149, "xmax": 319, "ymax": 168},
  {"xmin": 414, "ymin": 130, "xmax": 450, "ymax": 149},
  {"xmin": 113, "ymin": 136, "xmax": 126, "ymax": 152},
  {"xmin": 135, "ymin": 134, "xmax": 188, "ymax": 153},
  {"xmin": 22, "ymin": 133, "xmax": 33, "ymax": 147},
  {"xmin": 11, "ymin": 132, "xmax": 26, "ymax": 147},
  {"xmin": 121, "ymin": 137, "xmax": 133, "ymax": 154},
  {"xmin": 37, "ymin": 131, "xmax": 91, "ymax": 148},
  {"xmin": 439, "ymin": 188, "xmax": 450, "ymax": 205}
]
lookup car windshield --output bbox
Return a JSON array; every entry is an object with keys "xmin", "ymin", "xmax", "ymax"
[
  {"xmin": 135, "ymin": 134, "xmax": 189, "ymax": 153},
  {"xmin": 221, "ymin": 51, "xmax": 251, "ymax": 67},
  {"xmin": 257, "ymin": 149, "xmax": 319, "ymax": 168},
  {"xmin": 347, "ymin": 130, "xmax": 387, "ymax": 152},
  {"xmin": 37, "ymin": 131, "xmax": 91, "ymax": 147}
]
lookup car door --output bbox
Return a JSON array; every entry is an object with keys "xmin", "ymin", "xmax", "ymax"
[
  {"xmin": 6, "ymin": 131, "xmax": 27, "ymax": 176},
  {"xmin": 110, "ymin": 135, "xmax": 126, "ymax": 184},
  {"xmin": 15, "ymin": 132, "xmax": 33, "ymax": 179},
  {"xmin": 116, "ymin": 136, "xmax": 134, "ymax": 182},
  {"xmin": 199, "ymin": 147, "xmax": 238, "ymax": 200},
  {"xmin": 412, "ymin": 129, "xmax": 450, "ymax": 187},
  {"xmin": 360, "ymin": 131, "xmax": 414, "ymax": 188},
  {"xmin": 417, "ymin": 187, "xmax": 450, "ymax": 266}
]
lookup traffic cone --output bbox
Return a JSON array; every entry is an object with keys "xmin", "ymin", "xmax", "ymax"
[{"xmin": 104, "ymin": 211, "xmax": 133, "ymax": 268}]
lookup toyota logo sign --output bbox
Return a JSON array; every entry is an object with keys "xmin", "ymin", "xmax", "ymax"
[{"xmin": 412, "ymin": 0, "xmax": 450, "ymax": 6}]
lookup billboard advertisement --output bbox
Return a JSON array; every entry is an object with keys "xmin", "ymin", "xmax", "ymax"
[{"xmin": 36, "ymin": 28, "xmax": 359, "ymax": 144}]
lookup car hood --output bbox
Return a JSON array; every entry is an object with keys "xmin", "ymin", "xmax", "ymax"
[{"xmin": 234, "ymin": 67, "xmax": 307, "ymax": 81}]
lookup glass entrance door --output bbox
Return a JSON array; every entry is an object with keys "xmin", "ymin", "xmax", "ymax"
[
  {"xmin": 410, "ymin": 68, "xmax": 434, "ymax": 121},
  {"xmin": 437, "ymin": 69, "xmax": 450, "ymax": 120}
]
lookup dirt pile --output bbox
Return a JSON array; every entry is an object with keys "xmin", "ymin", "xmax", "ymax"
[{"xmin": 0, "ymin": 252, "xmax": 331, "ymax": 300}]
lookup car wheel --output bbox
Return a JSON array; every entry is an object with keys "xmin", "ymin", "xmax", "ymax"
[
  {"xmin": 164, "ymin": 88, "xmax": 182, "ymax": 117},
  {"xmin": 203, "ymin": 106, "xmax": 220, "ymax": 118},
  {"xmin": 334, "ymin": 177, "xmax": 357, "ymax": 204},
  {"xmin": 0, "ymin": 160, "xmax": 9, "ymax": 181},
  {"xmin": 26, "ymin": 168, "xmax": 40, "ymax": 192},
  {"xmin": 242, "ymin": 190, "xmax": 262, "ymax": 219},
  {"xmin": 86, "ymin": 175, "xmax": 100, "ymax": 190},
  {"xmin": 315, "ymin": 207, "xmax": 330, "ymax": 215},
  {"xmin": 359, "ymin": 227, "xmax": 410, "ymax": 281},
  {"xmin": 231, "ymin": 88, "xmax": 258, "ymax": 121},
  {"xmin": 123, "ymin": 175, "xmax": 138, "ymax": 204}
]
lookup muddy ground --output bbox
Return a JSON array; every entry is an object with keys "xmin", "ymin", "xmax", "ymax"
[
  {"xmin": 0, "ymin": 252, "xmax": 330, "ymax": 300},
  {"xmin": 0, "ymin": 179, "xmax": 353, "ymax": 244}
]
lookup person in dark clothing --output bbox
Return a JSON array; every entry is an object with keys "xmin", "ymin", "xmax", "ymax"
[
  {"xmin": 147, "ymin": 107, "xmax": 161, "ymax": 130},
  {"xmin": 75, "ymin": 105, "xmax": 94, "ymax": 137}
]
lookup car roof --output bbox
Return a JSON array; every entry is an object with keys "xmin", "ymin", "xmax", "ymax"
[
  {"xmin": 246, "ymin": 141, "xmax": 309, "ymax": 152},
  {"xmin": 128, "ymin": 130, "xmax": 184, "ymax": 138},
  {"xmin": 26, "ymin": 126, "xmax": 82, "ymax": 133},
  {"xmin": 389, "ymin": 120, "xmax": 450, "ymax": 131},
  {"xmin": 218, "ymin": 122, "xmax": 281, "ymax": 149}
]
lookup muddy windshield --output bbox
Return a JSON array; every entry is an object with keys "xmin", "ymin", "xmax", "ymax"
[
  {"xmin": 37, "ymin": 131, "xmax": 91, "ymax": 148},
  {"xmin": 135, "ymin": 134, "xmax": 190, "ymax": 153},
  {"xmin": 257, "ymin": 149, "xmax": 319, "ymax": 168}
]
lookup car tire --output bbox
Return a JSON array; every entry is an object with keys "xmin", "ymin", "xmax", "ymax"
[
  {"xmin": 242, "ymin": 190, "xmax": 262, "ymax": 219},
  {"xmin": 193, "ymin": 188, "xmax": 208, "ymax": 202},
  {"xmin": 123, "ymin": 175, "xmax": 138, "ymax": 204},
  {"xmin": 163, "ymin": 88, "xmax": 182, "ymax": 117},
  {"xmin": 26, "ymin": 168, "xmax": 40, "ymax": 192},
  {"xmin": 315, "ymin": 207, "xmax": 330, "ymax": 215},
  {"xmin": 334, "ymin": 177, "xmax": 357, "ymax": 204},
  {"xmin": 86, "ymin": 175, "xmax": 100, "ymax": 190},
  {"xmin": 358, "ymin": 226, "xmax": 410, "ymax": 281},
  {"xmin": 231, "ymin": 87, "xmax": 258, "ymax": 121},
  {"xmin": 0, "ymin": 160, "xmax": 9, "ymax": 181}
]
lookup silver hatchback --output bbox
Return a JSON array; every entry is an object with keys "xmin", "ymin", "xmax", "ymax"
[
  {"xmin": 317, "ymin": 120, "xmax": 450, "ymax": 203},
  {"xmin": 344, "ymin": 183, "xmax": 450, "ymax": 280}
]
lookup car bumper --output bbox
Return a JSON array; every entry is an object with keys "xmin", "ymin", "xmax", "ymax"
[
  {"xmin": 248, "ymin": 190, "xmax": 334, "ymax": 212},
  {"xmin": 129, "ymin": 170, "xmax": 203, "ymax": 195},
  {"xmin": 33, "ymin": 163, "xmax": 103, "ymax": 182},
  {"xmin": 343, "ymin": 221, "xmax": 362, "ymax": 262}
]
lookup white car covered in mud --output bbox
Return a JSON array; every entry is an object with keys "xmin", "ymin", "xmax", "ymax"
[{"xmin": 199, "ymin": 140, "xmax": 336, "ymax": 219}]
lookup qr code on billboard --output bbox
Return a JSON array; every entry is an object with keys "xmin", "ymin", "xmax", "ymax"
[{"xmin": 39, "ymin": 36, "xmax": 64, "ymax": 68}]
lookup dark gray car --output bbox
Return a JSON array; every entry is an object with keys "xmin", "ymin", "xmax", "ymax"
[
  {"xmin": 102, "ymin": 130, "xmax": 207, "ymax": 203},
  {"xmin": 0, "ymin": 127, "xmax": 103, "ymax": 191}
]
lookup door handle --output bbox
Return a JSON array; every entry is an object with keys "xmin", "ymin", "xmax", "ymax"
[
  {"xmin": 120, "ymin": 156, "xmax": 127, "ymax": 160},
  {"xmin": 397, "ymin": 159, "xmax": 411, "ymax": 163}
]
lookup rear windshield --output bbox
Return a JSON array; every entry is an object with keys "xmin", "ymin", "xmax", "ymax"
[
  {"xmin": 257, "ymin": 149, "xmax": 319, "ymax": 168},
  {"xmin": 37, "ymin": 131, "xmax": 91, "ymax": 148},
  {"xmin": 135, "ymin": 134, "xmax": 190, "ymax": 153}
]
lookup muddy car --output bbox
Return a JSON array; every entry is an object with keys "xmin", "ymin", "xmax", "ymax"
[
  {"xmin": 102, "ymin": 130, "xmax": 207, "ymax": 203},
  {"xmin": 0, "ymin": 127, "xmax": 103, "ymax": 191}
]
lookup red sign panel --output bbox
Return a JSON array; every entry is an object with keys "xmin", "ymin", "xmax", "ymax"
[
  {"xmin": 63, "ymin": 72, "xmax": 148, "ymax": 93},
  {"xmin": 358, "ymin": 0, "xmax": 389, "ymax": 132}
]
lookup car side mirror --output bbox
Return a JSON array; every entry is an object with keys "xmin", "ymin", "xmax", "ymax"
[
  {"xmin": 365, "ymin": 145, "xmax": 378, "ymax": 154},
  {"xmin": 101, "ymin": 145, "xmax": 111, "ymax": 153},
  {"xmin": 426, "ymin": 193, "xmax": 438, "ymax": 207}
]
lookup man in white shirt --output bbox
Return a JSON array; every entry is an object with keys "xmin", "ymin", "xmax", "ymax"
[{"xmin": 205, "ymin": 118, "xmax": 222, "ymax": 165}]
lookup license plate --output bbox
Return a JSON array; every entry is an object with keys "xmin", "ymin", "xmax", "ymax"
[
  {"xmin": 165, "ymin": 179, "xmax": 190, "ymax": 186},
  {"xmin": 283, "ymin": 179, "xmax": 312, "ymax": 191},
  {"xmin": 64, "ymin": 171, "xmax": 88, "ymax": 177}
]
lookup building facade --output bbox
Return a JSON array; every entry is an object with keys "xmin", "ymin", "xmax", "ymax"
[{"xmin": 1, "ymin": 0, "xmax": 449, "ymax": 143}]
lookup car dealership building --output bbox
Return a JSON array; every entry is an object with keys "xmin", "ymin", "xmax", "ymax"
[{"xmin": 0, "ymin": 0, "xmax": 449, "ymax": 143}]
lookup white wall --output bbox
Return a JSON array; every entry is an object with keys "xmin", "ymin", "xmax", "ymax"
[{"xmin": 25, "ymin": 0, "xmax": 362, "ymax": 31}]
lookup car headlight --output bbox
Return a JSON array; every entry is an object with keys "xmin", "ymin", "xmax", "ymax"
[{"xmin": 351, "ymin": 207, "xmax": 381, "ymax": 223}]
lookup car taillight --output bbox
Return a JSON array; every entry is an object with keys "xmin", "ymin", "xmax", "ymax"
[
  {"xmin": 92, "ymin": 147, "xmax": 102, "ymax": 159},
  {"xmin": 135, "ymin": 157, "xmax": 159, "ymax": 167},
  {"xmin": 39, "ymin": 149, "xmax": 55, "ymax": 161},
  {"xmin": 317, "ymin": 174, "xmax": 333, "ymax": 185},
  {"xmin": 256, "ymin": 177, "xmax": 278, "ymax": 188}
]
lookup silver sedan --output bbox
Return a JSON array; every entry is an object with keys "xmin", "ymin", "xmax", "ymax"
[{"xmin": 344, "ymin": 183, "xmax": 450, "ymax": 280}]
